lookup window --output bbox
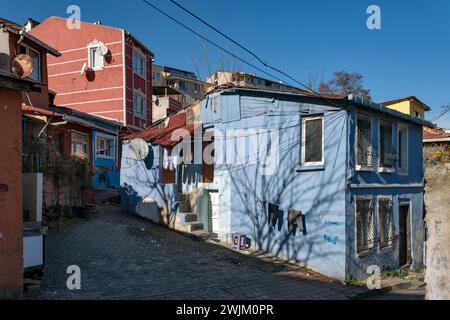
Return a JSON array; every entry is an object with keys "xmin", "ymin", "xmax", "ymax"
[
  {"xmin": 71, "ymin": 132, "xmax": 89, "ymax": 157},
  {"xmin": 194, "ymin": 83, "xmax": 200, "ymax": 93},
  {"xmin": 179, "ymin": 81, "xmax": 188, "ymax": 91},
  {"xmin": 88, "ymin": 46, "xmax": 104, "ymax": 70},
  {"xmin": 301, "ymin": 116, "xmax": 324, "ymax": 166},
  {"xmin": 96, "ymin": 135, "xmax": 115, "ymax": 159},
  {"xmin": 272, "ymin": 83, "xmax": 282, "ymax": 89},
  {"xmin": 379, "ymin": 117, "xmax": 394, "ymax": 169},
  {"xmin": 133, "ymin": 48, "xmax": 146, "ymax": 77},
  {"xmin": 378, "ymin": 197, "xmax": 394, "ymax": 249},
  {"xmin": 356, "ymin": 112, "xmax": 373, "ymax": 169},
  {"xmin": 414, "ymin": 111, "xmax": 420, "ymax": 118},
  {"xmin": 19, "ymin": 45, "xmax": 40, "ymax": 81},
  {"xmin": 398, "ymin": 124, "xmax": 408, "ymax": 174},
  {"xmin": 133, "ymin": 91, "xmax": 146, "ymax": 118},
  {"xmin": 152, "ymin": 72, "xmax": 160, "ymax": 80},
  {"xmin": 255, "ymin": 78, "xmax": 263, "ymax": 85},
  {"xmin": 356, "ymin": 196, "xmax": 375, "ymax": 254}
]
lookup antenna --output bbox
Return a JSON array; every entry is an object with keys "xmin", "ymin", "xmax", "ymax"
[
  {"xmin": 128, "ymin": 138, "xmax": 149, "ymax": 161},
  {"xmin": 80, "ymin": 62, "xmax": 87, "ymax": 76},
  {"xmin": 12, "ymin": 54, "xmax": 33, "ymax": 79}
]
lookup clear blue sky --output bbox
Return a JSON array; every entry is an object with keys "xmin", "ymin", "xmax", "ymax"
[{"xmin": 3, "ymin": 0, "xmax": 450, "ymax": 127}]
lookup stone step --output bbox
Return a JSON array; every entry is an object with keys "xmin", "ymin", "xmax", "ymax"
[
  {"xmin": 187, "ymin": 221, "xmax": 204, "ymax": 232},
  {"xmin": 177, "ymin": 194, "xmax": 190, "ymax": 202},
  {"xmin": 189, "ymin": 230, "xmax": 210, "ymax": 240},
  {"xmin": 177, "ymin": 200, "xmax": 191, "ymax": 212},
  {"xmin": 175, "ymin": 212, "xmax": 198, "ymax": 224}
]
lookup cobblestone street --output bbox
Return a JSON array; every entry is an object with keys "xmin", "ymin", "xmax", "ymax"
[{"xmin": 25, "ymin": 203, "xmax": 367, "ymax": 300}]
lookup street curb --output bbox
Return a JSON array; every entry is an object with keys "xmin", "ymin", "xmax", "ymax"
[{"xmin": 348, "ymin": 280, "xmax": 416, "ymax": 300}]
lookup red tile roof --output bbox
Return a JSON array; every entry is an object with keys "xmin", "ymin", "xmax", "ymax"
[{"xmin": 423, "ymin": 126, "xmax": 450, "ymax": 141}]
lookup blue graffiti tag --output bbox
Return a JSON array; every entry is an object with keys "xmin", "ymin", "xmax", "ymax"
[
  {"xmin": 324, "ymin": 234, "xmax": 339, "ymax": 245},
  {"xmin": 324, "ymin": 220, "xmax": 340, "ymax": 225}
]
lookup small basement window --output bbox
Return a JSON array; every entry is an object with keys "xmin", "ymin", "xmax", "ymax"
[
  {"xmin": 301, "ymin": 115, "xmax": 324, "ymax": 166},
  {"xmin": 355, "ymin": 196, "xmax": 375, "ymax": 255}
]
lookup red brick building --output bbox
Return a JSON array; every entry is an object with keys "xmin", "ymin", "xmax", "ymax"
[{"xmin": 28, "ymin": 17, "xmax": 154, "ymax": 131}]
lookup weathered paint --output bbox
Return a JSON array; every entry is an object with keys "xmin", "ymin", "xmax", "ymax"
[
  {"xmin": 92, "ymin": 131, "xmax": 119, "ymax": 189},
  {"xmin": 121, "ymin": 89, "xmax": 425, "ymax": 280},
  {"xmin": 0, "ymin": 88, "xmax": 23, "ymax": 299}
]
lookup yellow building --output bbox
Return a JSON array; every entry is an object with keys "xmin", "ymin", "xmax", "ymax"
[{"xmin": 382, "ymin": 96, "xmax": 430, "ymax": 120}]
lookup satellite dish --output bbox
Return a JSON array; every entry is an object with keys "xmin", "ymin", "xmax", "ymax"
[
  {"xmin": 97, "ymin": 44, "xmax": 109, "ymax": 56},
  {"xmin": 12, "ymin": 54, "xmax": 33, "ymax": 79},
  {"xmin": 80, "ymin": 62, "xmax": 87, "ymax": 76},
  {"xmin": 152, "ymin": 95, "xmax": 159, "ymax": 106},
  {"xmin": 128, "ymin": 138, "xmax": 149, "ymax": 161}
]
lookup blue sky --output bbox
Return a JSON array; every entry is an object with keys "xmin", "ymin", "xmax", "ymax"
[{"xmin": 3, "ymin": 0, "xmax": 450, "ymax": 127}]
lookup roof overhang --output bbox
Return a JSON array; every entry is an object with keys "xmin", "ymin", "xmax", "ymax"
[
  {"xmin": 424, "ymin": 138, "xmax": 450, "ymax": 143},
  {"xmin": 0, "ymin": 71, "xmax": 41, "ymax": 92}
]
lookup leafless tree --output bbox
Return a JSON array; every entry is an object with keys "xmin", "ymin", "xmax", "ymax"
[{"xmin": 319, "ymin": 70, "xmax": 372, "ymax": 101}]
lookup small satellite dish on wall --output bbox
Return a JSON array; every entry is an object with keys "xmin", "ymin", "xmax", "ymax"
[
  {"xmin": 128, "ymin": 138, "xmax": 149, "ymax": 161},
  {"xmin": 98, "ymin": 44, "xmax": 109, "ymax": 56},
  {"xmin": 80, "ymin": 62, "xmax": 87, "ymax": 76},
  {"xmin": 12, "ymin": 54, "xmax": 33, "ymax": 79}
]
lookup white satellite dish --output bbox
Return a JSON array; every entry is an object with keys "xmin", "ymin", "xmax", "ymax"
[
  {"xmin": 128, "ymin": 138, "xmax": 149, "ymax": 161},
  {"xmin": 80, "ymin": 62, "xmax": 87, "ymax": 76},
  {"xmin": 97, "ymin": 44, "xmax": 109, "ymax": 56}
]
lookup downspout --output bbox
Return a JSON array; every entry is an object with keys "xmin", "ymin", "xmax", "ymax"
[{"xmin": 122, "ymin": 30, "xmax": 127, "ymax": 127}]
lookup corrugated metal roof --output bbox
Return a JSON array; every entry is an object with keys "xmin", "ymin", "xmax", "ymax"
[{"xmin": 125, "ymin": 112, "xmax": 196, "ymax": 147}]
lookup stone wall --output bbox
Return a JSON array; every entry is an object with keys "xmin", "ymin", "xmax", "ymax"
[{"xmin": 424, "ymin": 164, "xmax": 450, "ymax": 300}]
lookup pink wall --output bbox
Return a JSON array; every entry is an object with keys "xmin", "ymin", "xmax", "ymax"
[{"xmin": 29, "ymin": 17, "xmax": 154, "ymax": 129}]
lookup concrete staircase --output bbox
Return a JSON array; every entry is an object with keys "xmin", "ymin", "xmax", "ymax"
[{"xmin": 174, "ymin": 194, "xmax": 209, "ymax": 240}]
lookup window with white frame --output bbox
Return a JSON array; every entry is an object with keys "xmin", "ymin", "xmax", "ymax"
[
  {"xmin": 398, "ymin": 124, "xmax": 408, "ymax": 174},
  {"xmin": 96, "ymin": 135, "xmax": 115, "ymax": 159},
  {"xmin": 378, "ymin": 196, "xmax": 394, "ymax": 249},
  {"xmin": 88, "ymin": 46, "xmax": 104, "ymax": 70},
  {"xmin": 301, "ymin": 116, "xmax": 324, "ymax": 166},
  {"xmin": 71, "ymin": 131, "xmax": 89, "ymax": 157},
  {"xmin": 194, "ymin": 83, "xmax": 200, "ymax": 93},
  {"xmin": 356, "ymin": 112, "xmax": 373, "ymax": 169},
  {"xmin": 133, "ymin": 91, "xmax": 146, "ymax": 118},
  {"xmin": 356, "ymin": 196, "xmax": 375, "ymax": 254},
  {"xmin": 133, "ymin": 48, "xmax": 146, "ymax": 77},
  {"xmin": 379, "ymin": 117, "xmax": 394, "ymax": 169},
  {"xmin": 19, "ymin": 45, "xmax": 40, "ymax": 81}
]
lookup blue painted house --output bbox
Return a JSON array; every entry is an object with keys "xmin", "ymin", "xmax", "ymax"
[{"xmin": 121, "ymin": 87, "xmax": 427, "ymax": 280}]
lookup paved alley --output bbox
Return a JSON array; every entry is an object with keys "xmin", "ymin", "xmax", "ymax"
[{"xmin": 25, "ymin": 204, "xmax": 367, "ymax": 300}]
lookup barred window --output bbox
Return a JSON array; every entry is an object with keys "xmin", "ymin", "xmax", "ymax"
[
  {"xmin": 356, "ymin": 112, "xmax": 372, "ymax": 168},
  {"xmin": 379, "ymin": 117, "xmax": 394, "ymax": 168},
  {"xmin": 356, "ymin": 197, "xmax": 375, "ymax": 254},
  {"xmin": 378, "ymin": 197, "xmax": 394, "ymax": 249}
]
